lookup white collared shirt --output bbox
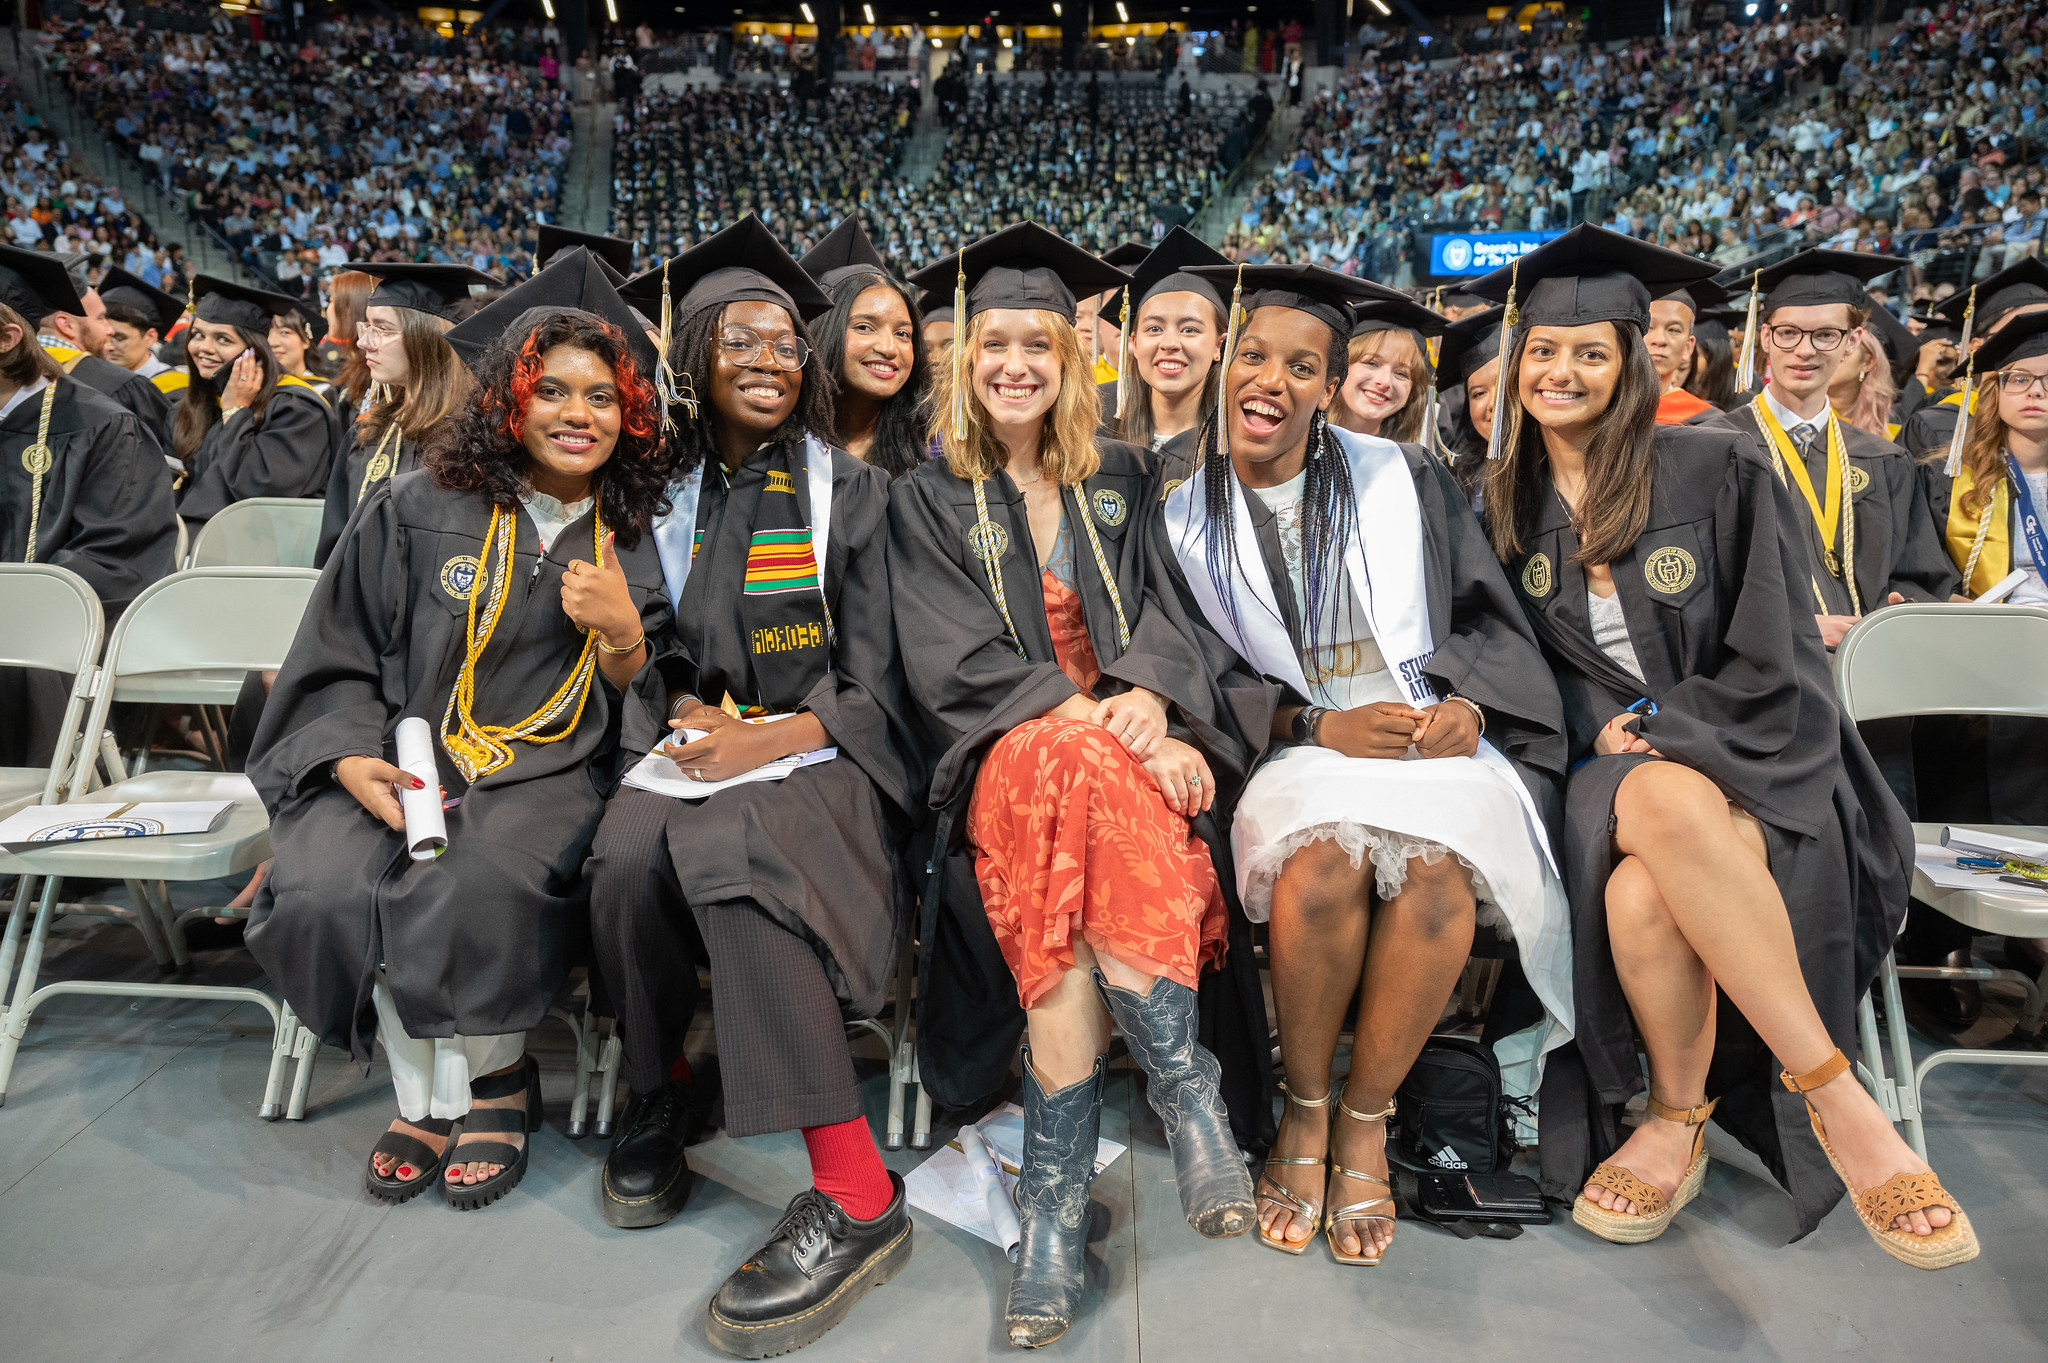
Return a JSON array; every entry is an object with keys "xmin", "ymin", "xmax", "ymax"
[
  {"xmin": 0, "ymin": 376, "xmax": 50, "ymax": 424},
  {"xmin": 1760, "ymin": 384, "xmax": 1831, "ymax": 452}
]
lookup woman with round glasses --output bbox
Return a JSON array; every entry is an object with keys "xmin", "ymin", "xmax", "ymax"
[{"xmin": 594, "ymin": 219, "xmax": 924, "ymax": 1359}]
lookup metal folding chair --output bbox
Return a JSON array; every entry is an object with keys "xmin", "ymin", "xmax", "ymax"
[
  {"xmin": 184, "ymin": 497, "xmax": 327, "ymax": 569},
  {"xmin": 0, "ymin": 567, "xmax": 321, "ymax": 1118},
  {"xmin": 1834, "ymin": 602, "xmax": 2048, "ymax": 1156}
]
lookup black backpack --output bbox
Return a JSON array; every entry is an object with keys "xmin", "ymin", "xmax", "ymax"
[{"xmin": 1387, "ymin": 1034, "xmax": 1520, "ymax": 1177}]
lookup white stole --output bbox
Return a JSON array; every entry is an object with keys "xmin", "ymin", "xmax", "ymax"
[
  {"xmin": 1163, "ymin": 427, "xmax": 1558, "ymax": 876},
  {"xmin": 652, "ymin": 433, "xmax": 834, "ymax": 616}
]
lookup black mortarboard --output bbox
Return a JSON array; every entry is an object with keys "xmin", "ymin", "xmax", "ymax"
[
  {"xmin": 799, "ymin": 216, "xmax": 889, "ymax": 290},
  {"xmin": 0, "ymin": 242, "xmax": 85, "ymax": 323},
  {"xmin": 191, "ymin": 274, "xmax": 305, "ymax": 332},
  {"xmin": 536, "ymin": 225, "xmax": 636, "ymax": 278},
  {"xmin": 1182, "ymin": 262, "xmax": 1410, "ymax": 339},
  {"xmin": 917, "ymin": 289, "xmax": 955, "ymax": 325},
  {"xmin": 1439, "ymin": 289, "xmax": 1490, "ymax": 314},
  {"xmin": 1100, "ymin": 226, "xmax": 1230, "ymax": 324},
  {"xmin": 443, "ymin": 248, "xmax": 659, "ymax": 376},
  {"xmin": 1350, "ymin": 295, "xmax": 1450, "ymax": 345},
  {"xmin": 96, "ymin": 265, "xmax": 185, "ymax": 333},
  {"xmin": 1698, "ymin": 302, "xmax": 1748, "ymax": 329},
  {"xmin": 1435, "ymin": 306, "xmax": 1506, "ymax": 388},
  {"xmin": 1863, "ymin": 301, "xmax": 1921, "ymax": 375},
  {"xmin": 353, "ymin": 261, "xmax": 501, "ymax": 321},
  {"xmin": 1752, "ymin": 248, "xmax": 1910, "ymax": 314},
  {"xmin": 622, "ymin": 214, "xmax": 833, "ymax": 326},
  {"xmin": 1100, "ymin": 242, "xmax": 1152, "ymax": 270},
  {"xmin": 1916, "ymin": 319, "xmax": 1961, "ymax": 347},
  {"xmin": 907, "ymin": 222, "xmax": 1131, "ymax": 325},
  {"xmin": 1971, "ymin": 309, "xmax": 2048, "ymax": 374},
  {"xmin": 1653, "ymin": 276, "xmax": 1731, "ymax": 317},
  {"xmin": 1932, "ymin": 257, "xmax": 2048, "ymax": 330},
  {"xmin": 1466, "ymin": 225, "xmax": 1719, "ymax": 331}
]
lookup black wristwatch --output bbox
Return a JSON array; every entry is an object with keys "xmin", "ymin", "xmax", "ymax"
[{"xmin": 1291, "ymin": 705, "xmax": 1330, "ymax": 747}]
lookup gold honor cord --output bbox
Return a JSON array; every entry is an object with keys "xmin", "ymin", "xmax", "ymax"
[
  {"xmin": 1961, "ymin": 486, "xmax": 1999, "ymax": 592},
  {"xmin": 967, "ymin": 478, "xmax": 1131, "ymax": 661},
  {"xmin": 1072, "ymin": 485, "xmax": 1131, "ymax": 650},
  {"xmin": 355, "ymin": 421, "xmax": 405, "ymax": 506},
  {"xmin": 16, "ymin": 382, "xmax": 61, "ymax": 564},
  {"xmin": 1753, "ymin": 401, "xmax": 1863, "ymax": 615},
  {"xmin": 439, "ymin": 503, "xmax": 610, "ymax": 783}
]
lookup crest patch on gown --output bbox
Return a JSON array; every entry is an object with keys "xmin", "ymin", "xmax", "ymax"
[
  {"xmin": 1521, "ymin": 552, "xmax": 1554, "ymax": 598},
  {"xmin": 1091, "ymin": 487, "xmax": 1128, "ymax": 527},
  {"xmin": 439, "ymin": 554, "xmax": 481, "ymax": 600},
  {"xmin": 966, "ymin": 519, "xmax": 1009, "ymax": 561},
  {"xmin": 1847, "ymin": 464, "xmax": 1871, "ymax": 494},
  {"xmin": 21, "ymin": 441, "xmax": 50, "ymax": 474},
  {"xmin": 1643, "ymin": 544, "xmax": 1697, "ymax": 594}
]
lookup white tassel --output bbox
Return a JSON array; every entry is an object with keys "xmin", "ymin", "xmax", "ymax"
[
  {"xmin": 1113, "ymin": 287, "xmax": 1132, "ymax": 422},
  {"xmin": 1735, "ymin": 275, "xmax": 1760, "ymax": 393},
  {"xmin": 1215, "ymin": 265, "xmax": 1244, "ymax": 465},
  {"xmin": 1944, "ymin": 378, "xmax": 1972, "ymax": 477},
  {"xmin": 950, "ymin": 260, "xmax": 968, "ymax": 443},
  {"xmin": 1485, "ymin": 261, "xmax": 1518, "ymax": 462}
]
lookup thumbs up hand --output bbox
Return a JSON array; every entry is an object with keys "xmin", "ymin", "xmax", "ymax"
[{"xmin": 562, "ymin": 531, "xmax": 642, "ymax": 651}]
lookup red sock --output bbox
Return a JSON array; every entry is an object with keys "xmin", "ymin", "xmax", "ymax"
[
  {"xmin": 668, "ymin": 1053, "xmax": 694, "ymax": 1086},
  {"xmin": 802, "ymin": 1116, "xmax": 893, "ymax": 1220}
]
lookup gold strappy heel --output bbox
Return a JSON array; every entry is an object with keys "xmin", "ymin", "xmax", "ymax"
[
  {"xmin": 1255, "ymin": 1080, "xmax": 1330, "ymax": 1255},
  {"xmin": 1325, "ymin": 1092, "xmax": 1397, "ymax": 1267},
  {"xmin": 1781, "ymin": 1050, "xmax": 1979, "ymax": 1270},
  {"xmin": 1573, "ymin": 1095, "xmax": 1717, "ymax": 1243}
]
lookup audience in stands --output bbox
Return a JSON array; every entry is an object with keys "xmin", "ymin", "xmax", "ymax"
[{"xmin": 0, "ymin": 74, "xmax": 162, "ymax": 278}]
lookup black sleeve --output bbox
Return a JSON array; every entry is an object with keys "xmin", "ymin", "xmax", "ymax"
[
  {"xmin": 47, "ymin": 406, "xmax": 177, "ymax": 609},
  {"xmin": 180, "ymin": 387, "xmax": 339, "ymax": 522},
  {"xmin": 1880, "ymin": 449, "xmax": 1959, "ymax": 602}
]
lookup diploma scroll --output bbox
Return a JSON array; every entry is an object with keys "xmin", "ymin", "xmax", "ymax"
[
  {"xmin": 395, "ymin": 717, "xmax": 448, "ymax": 861},
  {"xmin": 958, "ymin": 1124, "xmax": 1023, "ymax": 1262}
]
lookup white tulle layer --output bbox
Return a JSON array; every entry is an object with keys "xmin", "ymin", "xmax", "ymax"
[{"xmin": 1239, "ymin": 820, "xmax": 1507, "ymax": 931}]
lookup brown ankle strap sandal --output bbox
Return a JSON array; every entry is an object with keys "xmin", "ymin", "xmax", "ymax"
[
  {"xmin": 1572, "ymin": 1093, "xmax": 1719, "ymax": 1245},
  {"xmin": 1780, "ymin": 1049, "xmax": 1980, "ymax": 1270}
]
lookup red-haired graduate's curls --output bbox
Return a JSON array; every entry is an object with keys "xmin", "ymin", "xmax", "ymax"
[{"xmin": 429, "ymin": 310, "xmax": 672, "ymax": 546}]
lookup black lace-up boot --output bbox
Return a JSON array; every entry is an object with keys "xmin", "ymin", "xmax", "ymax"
[
  {"xmin": 600, "ymin": 1080, "xmax": 693, "ymax": 1228},
  {"xmin": 705, "ymin": 1171, "xmax": 911, "ymax": 1358}
]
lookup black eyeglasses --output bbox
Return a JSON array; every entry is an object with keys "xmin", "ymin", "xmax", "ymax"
[
  {"xmin": 1764, "ymin": 324, "xmax": 1849, "ymax": 352},
  {"xmin": 1994, "ymin": 368, "xmax": 2048, "ymax": 396},
  {"xmin": 718, "ymin": 328, "xmax": 808, "ymax": 371}
]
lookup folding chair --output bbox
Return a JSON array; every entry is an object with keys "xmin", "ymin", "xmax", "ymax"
[
  {"xmin": 0, "ymin": 567, "xmax": 322, "ymax": 1118},
  {"xmin": 0, "ymin": 564, "xmax": 105, "ymax": 1003},
  {"xmin": 1834, "ymin": 602, "xmax": 2048, "ymax": 1157},
  {"xmin": 184, "ymin": 498, "xmax": 327, "ymax": 570}
]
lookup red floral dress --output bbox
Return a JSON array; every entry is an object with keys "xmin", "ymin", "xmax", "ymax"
[{"xmin": 968, "ymin": 543, "xmax": 1226, "ymax": 1010}]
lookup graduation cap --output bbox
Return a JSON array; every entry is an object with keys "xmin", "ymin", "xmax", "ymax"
[
  {"xmin": 799, "ymin": 216, "xmax": 889, "ymax": 290},
  {"xmin": 1100, "ymin": 241, "xmax": 1153, "ymax": 271},
  {"xmin": 1653, "ymin": 276, "xmax": 1731, "ymax": 319},
  {"xmin": 1351, "ymin": 296, "xmax": 1450, "ymax": 347},
  {"xmin": 1750, "ymin": 248, "xmax": 1909, "ymax": 316},
  {"xmin": 917, "ymin": 288, "xmax": 955, "ymax": 326},
  {"xmin": 1862, "ymin": 301, "xmax": 1921, "ymax": 380},
  {"xmin": 1971, "ymin": 308, "xmax": 2048, "ymax": 375},
  {"xmin": 96, "ymin": 265, "xmax": 185, "ymax": 334},
  {"xmin": 1932, "ymin": 256, "xmax": 2048, "ymax": 332},
  {"xmin": 0, "ymin": 242, "xmax": 85, "ymax": 324},
  {"xmin": 1099, "ymin": 228, "xmax": 1232, "ymax": 419},
  {"xmin": 352, "ymin": 262, "xmax": 502, "ymax": 322},
  {"xmin": 536, "ymin": 224, "xmax": 637, "ymax": 278},
  {"xmin": 1431, "ymin": 305, "xmax": 1505, "ymax": 389},
  {"xmin": 1439, "ymin": 289, "xmax": 1491, "ymax": 315},
  {"xmin": 906, "ymin": 222, "xmax": 1130, "ymax": 328},
  {"xmin": 191, "ymin": 274, "xmax": 306, "ymax": 333},
  {"xmin": 442, "ymin": 247, "xmax": 659, "ymax": 380}
]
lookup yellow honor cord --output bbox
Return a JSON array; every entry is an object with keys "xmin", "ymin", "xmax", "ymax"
[
  {"xmin": 1754, "ymin": 401, "xmax": 1862, "ymax": 614},
  {"xmin": 439, "ymin": 503, "xmax": 611, "ymax": 783}
]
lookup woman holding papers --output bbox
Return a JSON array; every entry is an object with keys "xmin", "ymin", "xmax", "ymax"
[
  {"xmin": 590, "ymin": 218, "xmax": 923, "ymax": 1360},
  {"xmin": 245, "ymin": 265, "xmax": 669, "ymax": 1212},
  {"xmin": 1160, "ymin": 261, "xmax": 1572, "ymax": 1268},
  {"xmin": 1470, "ymin": 227, "xmax": 1976, "ymax": 1269},
  {"xmin": 891, "ymin": 225, "xmax": 1259, "ymax": 1350}
]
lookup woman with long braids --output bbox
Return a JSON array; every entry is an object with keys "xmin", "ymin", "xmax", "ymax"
[
  {"xmin": 799, "ymin": 215, "xmax": 932, "ymax": 478},
  {"xmin": 173, "ymin": 275, "xmax": 343, "ymax": 529},
  {"xmin": 1470, "ymin": 226, "xmax": 1976, "ymax": 1269},
  {"xmin": 243, "ymin": 266, "xmax": 670, "ymax": 1213},
  {"xmin": 1163, "ymin": 262, "xmax": 1572, "ymax": 1266},
  {"xmin": 893, "ymin": 225, "xmax": 1261, "ymax": 1349},
  {"xmin": 1098, "ymin": 226, "xmax": 1231, "ymax": 474},
  {"xmin": 315, "ymin": 263, "xmax": 491, "ymax": 566},
  {"xmin": 598, "ymin": 217, "xmax": 924, "ymax": 1360}
]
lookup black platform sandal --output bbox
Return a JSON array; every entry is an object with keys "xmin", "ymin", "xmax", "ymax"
[
  {"xmin": 365, "ymin": 1116, "xmax": 458, "ymax": 1204},
  {"xmin": 444, "ymin": 1055, "xmax": 543, "ymax": 1211}
]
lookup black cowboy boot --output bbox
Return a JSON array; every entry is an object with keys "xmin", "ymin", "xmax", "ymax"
[
  {"xmin": 600, "ymin": 1079, "xmax": 693, "ymax": 1228},
  {"xmin": 1094, "ymin": 971, "xmax": 1256, "ymax": 1239},
  {"xmin": 1006, "ymin": 1050, "xmax": 1103, "ymax": 1349}
]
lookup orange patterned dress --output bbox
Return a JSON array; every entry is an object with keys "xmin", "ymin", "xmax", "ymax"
[{"xmin": 968, "ymin": 558, "xmax": 1227, "ymax": 1010}]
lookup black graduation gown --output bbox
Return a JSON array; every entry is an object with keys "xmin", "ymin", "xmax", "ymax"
[
  {"xmin": 316, "ymin": 422, "xmax": 423, "ymax": 569},
  {"xmin": 889, "ymin": 441, "xmax": 1268, "ymax": 1135},
  {"xmin": 0, "ymin": 379, "xmax": 177, "ymax": 766},
  {"xmin": 1892, "ymin": 376, "xmax": 1930, "ymax": 426},
  {"xmin": 176, "ymin": 382, "xmax": 342, "ymax": 526},
  {"xmin": 244, "ymin": 472, "xmax": 670, "ymax": 1059},
  {"xmin": 1501, "ymin": 427, "xmax": 1912, "ymax": 1238},
  {"xmin": 1726, "ymin": 401, "xmax": 1959, "ymax": 614},
  {"xmin": 619, "ymin": 443, "xmax": 925, "ymax": 1020},
  {"xmin": 53, "ymin": 349, "xmax": 176, "ymax": 455},
  {"xmin": 1896, "ymin": 388, "xmax": 1963, "ymax": 461}
]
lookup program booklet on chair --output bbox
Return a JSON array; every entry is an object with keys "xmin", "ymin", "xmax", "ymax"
[{"xmin": 0, "ymin": 800, "xmax": 235, "ymax": 848}]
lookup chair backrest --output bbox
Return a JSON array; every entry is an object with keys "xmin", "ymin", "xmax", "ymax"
[
  {"xmin": 0, "ymin": 564, "xmax": 105, "ymax": 806},
  {"xmin": 1834, "ymin": 603, "xmax": 2048, "ymax": 722},
  {"xmin": 185, "ymin": 498, "xmax": 327, "ymax": 569}
]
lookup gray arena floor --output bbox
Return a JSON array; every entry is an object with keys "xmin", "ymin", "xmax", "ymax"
[{"xmin": 0, "ymin": 879, "xmax": 2043, "ymax": 1362}]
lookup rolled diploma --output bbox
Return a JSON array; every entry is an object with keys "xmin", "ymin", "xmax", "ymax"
[
  {"xmin": 394, "ymin": 717, "xmax": 447, "ymax": 860},
  {"xmin": 959, "ymin": 1123, "xmax": 1022, "ymax": 1261}
]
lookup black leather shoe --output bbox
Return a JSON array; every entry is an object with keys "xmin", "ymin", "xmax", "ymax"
[
  {"xmin": 706, "ymin": 1173, "xmax": 911, "ymax": 1359},
  {"xmin": 600, "ymin": 1081, "xmax": 693, "ymax": 1228}
]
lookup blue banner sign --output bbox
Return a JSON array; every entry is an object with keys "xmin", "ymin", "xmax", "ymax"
[{"xmin": 1429, "ymin": 231, "xmax": 1564, "ymax": 277}]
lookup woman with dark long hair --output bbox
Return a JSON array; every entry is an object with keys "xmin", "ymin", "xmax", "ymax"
[
  {"xmin": 1472, "ymin": 226, "xmax": 1976, "ymax": 1270},
  {"xmin": 597, "ymin": 217, "xmax": 924, "ymax": 1360},
  {"xmin": 244, "ymin": 273, "xmax": 670, "ymax": 1214},
  {"xmin": 172, "ymin": 276, "xmax": 343, "ymax": 528},
  {"xmin": 1684, "ymin": 315, "xmax": 1737, "ymax": 410},
  {"xmin": 799, "ymin": 216, "xmax": 931, "ymax": 478},
  {"xmin": 1099, "ymin": 226, "xmax": 1230, "ymax": 471},
  {"xmin": 315, "ymin": 263, "xmax": 491, "ymax": 565}
]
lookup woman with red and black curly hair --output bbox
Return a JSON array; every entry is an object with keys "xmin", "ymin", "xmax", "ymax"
[{"xmin": 245, "ymin": 294, "xmax": 672, "ymax": 1212}]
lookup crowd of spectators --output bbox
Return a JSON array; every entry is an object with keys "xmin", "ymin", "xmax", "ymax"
[
  {"xmin": 1236, "ymin": 3, "xmax": 2048, "ymax": 294},
  {"xmin": 43, "ymin": 7, "xmax": 576, "ymax": 291},
  {"xmin": 0, "ymin": 73, "xmax": 174, "ymax": 291}
]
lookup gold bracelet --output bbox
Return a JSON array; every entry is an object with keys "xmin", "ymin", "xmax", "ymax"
[
  {"xmin": 596, "ymin": 630, "xmax": 646, "ymax": 655},
  {"xmin": 1447, "ymin": 694, "xmax": 1486, "ymax": 736}
]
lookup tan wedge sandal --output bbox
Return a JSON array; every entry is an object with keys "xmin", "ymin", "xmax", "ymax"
[
  {"xmin": 1325, "ymin": 1092, "xmax": 1397, "ymax": 1267},
  {"xmin": 1780, "ymin": 1050, "xmax": 1980, "ymax": 1270},
  {"xmin": 1255, "ymin": 1080, "xmax": 1330, "ymax": 1255},
  {"xmin": 1573, "ymin": 1095, "xmax": 1718, "ymax": 1244}
]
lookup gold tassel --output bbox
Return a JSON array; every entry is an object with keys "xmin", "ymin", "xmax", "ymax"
[
  {"xmin": 950, "ymin": 258, "xmax": 968, "ymax": 443},
  {"xmin": 1485, "ymin": 260, "xmax": 1518, "ymax": 462},
  {"xmin": 1735, "ymin": 273, "xmax": 1761, "ymax": 393},
  {"xmin": 655, "ymin": 257, "xmax": 691, "ymax": 426},
  {"xmin": 1945, "ymin": 286, "xmax": 1977, "ymax": 477},
  {"xmin": 1215, "ymin": 263, "xmax": 1244, "ymax": 464},
  {"xmin": 1113, "ymin": 286, "xmax": 1132, "ymax": 421}
]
